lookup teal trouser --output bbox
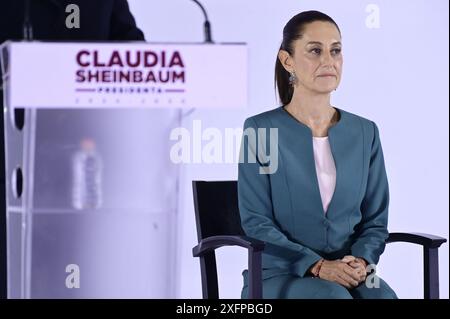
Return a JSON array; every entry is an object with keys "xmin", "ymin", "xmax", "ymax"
[{"xmin": 242, "ymin": 274, "xmax": 398, "ymax": 299}]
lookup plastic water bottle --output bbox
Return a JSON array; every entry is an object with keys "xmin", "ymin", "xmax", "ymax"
[{"xmin": 72, "ymin": 138, "xmax": 103, "ymax": 210}]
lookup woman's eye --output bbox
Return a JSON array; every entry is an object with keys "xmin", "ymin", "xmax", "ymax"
[
  {"xmin": 332, "ymin": 48, "xmax": 342, "ymax": 55},
  {"xmin": 311, "ymin": 48, "xmax": 321, "ymax": 54}
]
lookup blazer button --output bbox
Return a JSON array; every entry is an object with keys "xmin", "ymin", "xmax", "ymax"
[{"xmin": 322, "ymin": 219, "xmax": 330, "ymax": 227}]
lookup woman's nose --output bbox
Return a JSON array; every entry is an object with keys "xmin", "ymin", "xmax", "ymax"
[{"xmin": 321, "ymin": 51, "xmax": 334, "ymax": 66}]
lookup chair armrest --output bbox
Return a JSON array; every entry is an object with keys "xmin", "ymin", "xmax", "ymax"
[
  {"xmin": 192, "ymin": 235, "xmax": 265, "ymax": 257},
  {"xmin": 387, "ymin": 232, "xmax": 446, "ymax": 299},
  {"xmin": 387, "ymin": 232, "xmax": 447, "ymax": 248}
]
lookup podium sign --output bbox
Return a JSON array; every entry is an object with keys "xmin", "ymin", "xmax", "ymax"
[{"xmin": 2, "ymin": 42, "xmax": 247, "ymax": 109}]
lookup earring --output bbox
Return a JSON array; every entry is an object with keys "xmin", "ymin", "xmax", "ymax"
[{"xmin": 288, "ymin": 71, "xmax": 298, "ymax": 86}]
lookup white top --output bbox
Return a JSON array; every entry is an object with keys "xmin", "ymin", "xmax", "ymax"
[{"xmin": 312, "ymin": 136, "xmax": 336, "ymax": 214}]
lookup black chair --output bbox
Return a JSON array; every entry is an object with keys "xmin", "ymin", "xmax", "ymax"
[{"xmin": 192, "ymin": 180, "xmax": 447, "ymax": 299}]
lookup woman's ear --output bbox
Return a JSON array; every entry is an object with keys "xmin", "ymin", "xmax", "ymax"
[{"xmin": 278, "ymin": 50, "xmax": 294, "ymax": 73}]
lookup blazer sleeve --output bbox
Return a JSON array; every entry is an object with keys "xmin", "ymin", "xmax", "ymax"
[
  {"xmin": 238, "ymin": 117, "xmax": 322, "ymax": 277},
  {"xmin": 109, "ymin": 0, "xmax": 145, "ymax": 41},
  {"xmin": 351, "ymin": 121, "xmax": 390, "ymax": 265}
]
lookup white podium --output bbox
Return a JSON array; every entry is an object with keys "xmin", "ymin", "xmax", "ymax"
[{"xmin": 1, "ymin": 41, "xmax": 247, "ymax": 298}]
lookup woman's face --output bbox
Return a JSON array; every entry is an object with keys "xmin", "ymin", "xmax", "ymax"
[{"xmin": 279, "ymin": 21, "xmax": 343, "ymax": 94}]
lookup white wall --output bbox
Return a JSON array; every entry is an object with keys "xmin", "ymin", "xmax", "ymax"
[{"xmin": 129, "ymin": 0, "xmax": 449, "ymax": 299}]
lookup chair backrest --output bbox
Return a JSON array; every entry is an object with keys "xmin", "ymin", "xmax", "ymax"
[
  {"xmin": 192, "ymin": 180, "xmax": 251, "ymax": 299},
  {"xmin": 192, "ymin": 180, "xmax": 244, "ymax": 242}
]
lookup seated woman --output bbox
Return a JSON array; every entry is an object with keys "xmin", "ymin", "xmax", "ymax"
[{"xmin": 238, "ymin": 10, "xmax": 397, "ymax": 299}]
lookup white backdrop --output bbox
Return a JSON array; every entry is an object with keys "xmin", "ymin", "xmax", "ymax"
[{"xmin": 129, "ymin": 0, "xmax": 449, "ymax": 299}]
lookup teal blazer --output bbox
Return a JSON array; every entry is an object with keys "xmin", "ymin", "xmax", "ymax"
[{"xmin": 238, "ymin": 106, "xmax": 390, "ymax": 281}]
